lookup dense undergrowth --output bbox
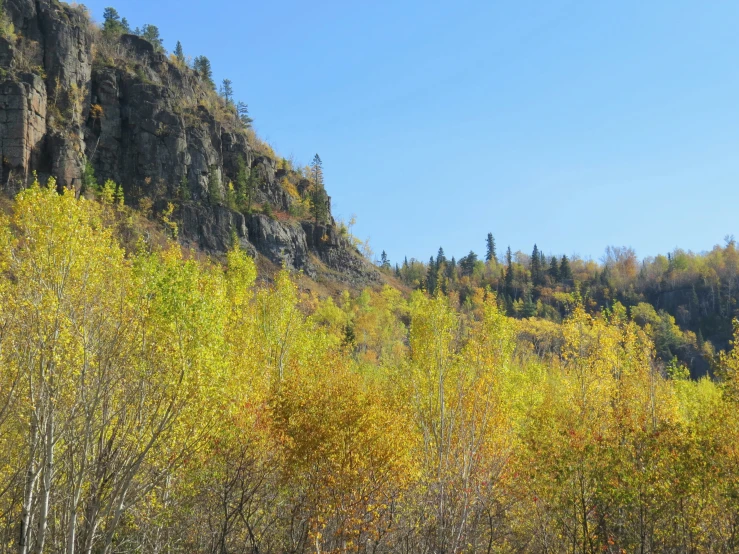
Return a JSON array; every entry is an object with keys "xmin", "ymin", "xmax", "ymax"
[{"xmin": 1, "ymin": 184, "xmax": 739, "ymax": 553}]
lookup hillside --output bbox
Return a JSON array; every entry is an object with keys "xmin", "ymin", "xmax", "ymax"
[
  {"xmin": 0, "ymin": 0, "xmax": 380, "ymax": 286},
  {"xmin": 391, "ymin": 239, "xmax": 739, "ymax": 377},
  {"xmin": 3, "ymin": 3, "xmax": 739, "ymax": 554}
]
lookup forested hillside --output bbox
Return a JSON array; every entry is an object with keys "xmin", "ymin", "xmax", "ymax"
[
  {"xmin": 1, "ymin": 1, "xmax": 739, "ymax": 553},
  {"xmin": 2, "ymin": 180, "xmax": 739, "ymax": 553},
  {"xmin": 390, "ymin": 237, "xmax": 739, "ymax": 377}
]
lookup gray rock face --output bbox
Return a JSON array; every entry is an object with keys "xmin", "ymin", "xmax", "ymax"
[
  {"xmin": 181, "ymin": 204, "xmax": 256, "ymax": 258},
  {"xmin": 302, "ymin": 222, "xmax": 382, "ymax": 285},
  {"xmin": 246, "ymin": 214, "xmax": 313, "ymax": 275},
  {"xmin": 0, "ymin": 0, "xmax": 381, "ymax": 285},
  {"xmin": 1, "ymin": 0, "xmax": 92, "ymax": 190},
  {"xmin": 0, "ymin": 73, "xmax": 46, "ymax": 190}
]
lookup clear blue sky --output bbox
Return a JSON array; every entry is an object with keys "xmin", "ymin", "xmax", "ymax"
[{"xmin": 85, "ymin": 0, "xmax": 739, "ymax": 264}]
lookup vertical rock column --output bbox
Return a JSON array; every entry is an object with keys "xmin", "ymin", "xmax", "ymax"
[{"xmin": 0, "ymin": 73, "xmax": 47, "ymax": 191}]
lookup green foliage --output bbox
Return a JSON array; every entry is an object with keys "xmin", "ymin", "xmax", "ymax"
[
  {"xmin": 193, "ymin": 55, "xmax": 214, "ymax": 89},
  {"xmin": 220, "ymin": 78, "xmax": 233, "ymax": 103},
  {"xmin": 174, "ymin": 40, "xmax": 185, "ymax": 63},
  {"xmin": 237, "ymin": 101, "xmax": 252, "ymax": 128},
  {"xmin": 0, "ymin": 0, "xmax": 15, "ymax": 40},
  {"xmin": 81, "ymin": 161, "xmax": 97, "ymax": 195},
  {"xmin": 138, "ymin": 23, "xmax": 163, "ymax": 51}
]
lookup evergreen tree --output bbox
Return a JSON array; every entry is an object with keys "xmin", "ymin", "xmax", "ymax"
[
  {"xmin": 460, "ymin": 251, "xmax": 478, "ymax": 276},
  {"xmin": 426, "ymin": 256, "xmax": 437, "ymax": 293},
  {"xmin": 531, "ymin": 244, "xmax": 542, "ymax": 285},
  {"xmin": 486, "ymin": 233, "xmax": 497, "ymax": 262},
  {"xmin": 120, "ymin": 17, "xmax": 130, "ymax": 32},
  {"xmin": 139, "ymin": 24, "xmax": 163, "ymax": 51},
  {"xmin": 174, "ymin": 41, "xmax": 185, "ymax": 63},
  {"xmin": 560, "ymin": 254, "xmax": 572, "ymax": 282},
  {"xmin": 522, "ymin": 291, "xmax": 537, "ymax": 318},
  {"xmin": 548, "ymin": 256, "xmax": 560, "ymax": 282},
  {"xmin": 311, "ymin": 153, "xmax": 324, "ymax": 188},
  {"xmin": 220, "ymin": 79, "xmax": 234, "ymax": 103},
  {"xmin": 447, "ymin": 257, "xmax": 457, "ymax": 280},
  {"xmin": 102, "ymin": 7, "xmax": 125, "ymax": 35},
  {"xmin": 380, "ymin": 251, "xmax": 390, "ymax": 270},
  {"xmin": 237, "ymin": 102, "xmax": 253, "ymax": 128},
  {"xmin": 437, "ymin": 247, "xmax": 446, "ymax": 266},
  {"xmin": 505, "ymin": 246, "xmax": 514, "ymax": 296},
  {"xmin": 193, "ymin": 56, "xmax": 214, "ymax": 88},
  {"xmin": 309, "ymin": 154, "xmax": 328, "ymax": 223}
]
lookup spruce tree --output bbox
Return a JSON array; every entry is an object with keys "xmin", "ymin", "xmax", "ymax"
[
  {"xmin": 426, "ymin": 256, "xmax": 437, "ymax": 293},
  {"xmin": 548, "ymin": 256, "xmax": 560, "ymax": 282},
  {"xmin": 522, "ymin": 291, "xmax": 537, "ymax": 318},
  {"xmin": 531, "ymin": 244, "xmax": 541, "ymax": 285},
  {"xmin": 505, "ymin": 247, "xmax": 514, "ymax": 297},
  {"xmin": 311, "ymin": 154, "xmax": 324, "ymax": 187},
  {"xmin": 174, "ymin": 41, "xmax": 185, "ymax": 63},
  {"xmin": 437, "ymin": 247, "xmax": 446, "ymax": 266},
  {"xmin": 486, "ymin": 233, "xmax": 496, "ymax": 262},
  {"xmin": 560, "ymin": 254, "xmax": 572, "ymax": 282},
  {"xmin": 447, "ymin": 256, "xmax": 456, "ymax": 280},
  {"xmin": 309, "ymin": 154, "xmax": 328, "ymax": 223}
]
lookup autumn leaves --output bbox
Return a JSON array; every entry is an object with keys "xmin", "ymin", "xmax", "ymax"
[{"xmin": 0, "ymin": 183, "xmax": 738, "ymax": 552}]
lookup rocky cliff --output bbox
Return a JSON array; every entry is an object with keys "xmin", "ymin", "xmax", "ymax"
[{"xmin": 0, "ymin": 0, "xmax": 380, "ymax": 284}]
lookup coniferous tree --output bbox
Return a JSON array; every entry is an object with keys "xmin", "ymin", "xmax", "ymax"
[
  {"xmin": 486, "ymin": 233, "xmax": 497, "ymax": 262},
  {"xmin": 380, "ymin": 251, "xmax": 390, "ymax": 270},
  {"xmin": 522, "ymin": 291, "xmax": 537, "ymax": 318},
  {"xmin": 531, "ymin": 244, "xmax": 542, "ymax": 285},
  {"xmin": 437, "ymin": 247, "xmax": 446, "ymax": 266},
  {"xmin": 102, "ymin": 7, "xmax": 125, "ymax": 35},
  {"xmin": 237, "ymin": 102, "xmax": 253, "ymax": 128},
  {"xmin": 426, "ymin": 256, "xmax": 437, "ymax": 293},
  {"xmin": 140, "ymin": 24, "xmax": 163, "ymax": 51},
  {"xmin": 460, "ymin": 251, "xmax": 478, "ymax": 276},
  {"xmin": 311, "ymin": 153, "xmax": 324, "ymax": 188},
  {"xmin": 549, "ymin": 256, "xmax": 560, "ymax": 282},
  {"xmin": 505, "ymin": 246, "xmax": 514, "ymax": 295},
  {"xmin": 174, "ymin": 41, "xmax": 185, "ymax": 63},
  {"xmin": 220, "ymin": 79, "xmax": 234, "ymax": 104},
  {"xmin": 447, "ymin": 257, "xmax": 457, "ymax": 280},
  {"xmin": 309, "ymin": 154, "xmax": 328, "ymax": 223},
  {"xmin": 560, "ymin": 254, "xmax": 572, "ymax": 282},
  {"xmin": 193, "ymin": 56, "xmax": 214, "ymax": 88}
]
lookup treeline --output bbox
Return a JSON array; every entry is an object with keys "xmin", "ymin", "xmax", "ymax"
[
  {"xmin": 98, "ymin": 6, "xmax": 254, "ymax": 128},
  {"xmin": 2, "ymin": 182, "xmax": 739, "ymax": 552},
  {"xmin": 389, "ymin": 235, "xmax": 739, "ymax": 375}
]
